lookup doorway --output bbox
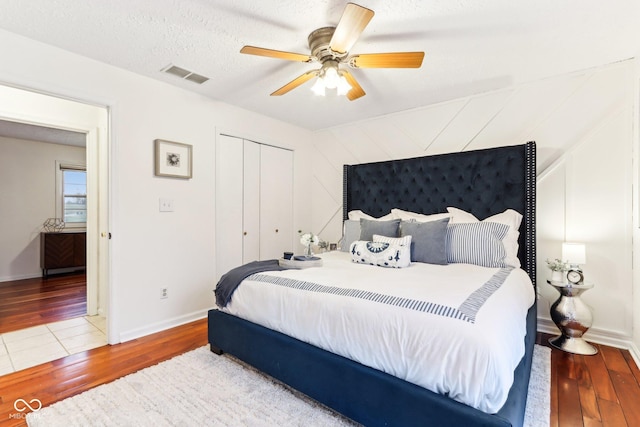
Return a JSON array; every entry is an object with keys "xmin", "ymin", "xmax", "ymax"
[{"xmin": 0, "ymin": 84, "xmax": 110, "ymax": 371}]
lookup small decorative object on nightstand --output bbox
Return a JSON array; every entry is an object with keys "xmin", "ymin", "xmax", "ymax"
[
  {"xmin": 545, "ymin": 258, "xmax": 568, "ymax": 282},
  {"xmin": 548, "ymin": 242, "xmax": 597, "ymax": 355},
  {"xmin": 299, "ymin": 231, "xmax": 320, "ymax": 258}
]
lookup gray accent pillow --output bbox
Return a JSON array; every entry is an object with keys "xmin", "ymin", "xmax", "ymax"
[
  {"xmin": 359, "ymin": 218, "xmax": 401, "ymax": 241},
  {"xmin": 341, "ymin": 220, "xmax": 361, "ymax": 252},
  {"xmin": 400, "ymin": 218, "xmax": 449, "ymax": 265}
]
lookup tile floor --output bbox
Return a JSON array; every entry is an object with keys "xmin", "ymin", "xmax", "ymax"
[{"xmin": 0, "ymin": 316, "xmax": 107, "ymax": 375}]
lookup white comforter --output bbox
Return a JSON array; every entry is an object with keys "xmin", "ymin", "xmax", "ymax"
[{"xmin": 221, "ymin": 251, "xmax": 535, "ymax": 413}]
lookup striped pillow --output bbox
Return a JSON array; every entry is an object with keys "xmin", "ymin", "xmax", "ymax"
[{"xmin": 446, "ymin": 222, "xmax": 509, "ymax": 268}]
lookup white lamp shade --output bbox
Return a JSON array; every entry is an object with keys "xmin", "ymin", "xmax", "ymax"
[{"xmin": 562, "ymin": 242, "xmax": 586, "ymax": 265}]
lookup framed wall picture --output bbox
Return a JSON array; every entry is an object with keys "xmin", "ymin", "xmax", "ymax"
[{"xmin": 154, "ymin": 139, "xmax": 192, "ymax": 179}]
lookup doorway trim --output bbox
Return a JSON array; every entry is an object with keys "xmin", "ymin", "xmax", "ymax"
[{"xmin": 0, "ymin": 83, "xmax": 110, "ymax": 334}]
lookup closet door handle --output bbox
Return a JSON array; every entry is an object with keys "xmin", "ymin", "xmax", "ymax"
[
  {"xmin": 275, "ymin": 229, "xmax": 279, "ymax": 233},
  {"xmin": 243, "ymin": 232, "xmax": 248, "ymax": 236}
]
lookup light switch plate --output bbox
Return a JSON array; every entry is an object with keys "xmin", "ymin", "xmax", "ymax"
[{"xmin": 159, "ymin": 198, "xmax": 174, "ymax": 212}]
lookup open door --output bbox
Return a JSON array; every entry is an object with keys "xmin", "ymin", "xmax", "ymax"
[{"xmin": 0, "ymin": 84, "xmax": 110, "ymax": 336}]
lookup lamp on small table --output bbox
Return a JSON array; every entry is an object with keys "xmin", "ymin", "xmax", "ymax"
[
  {"xmin": 562, "ymin": 242, "xmax": 586, "ymax": 285},
  {"xmin": 548, "ymin": 242, "xmax": 597, "ymax": 355}
]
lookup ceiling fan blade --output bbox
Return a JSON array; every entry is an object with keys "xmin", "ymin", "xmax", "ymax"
[
  {"xmin": 350, "ymin": 52, "xmax": 425, "ymax": 68},
  {"xmin": 240, "ymin": 46, "xmax": 312, "ymax": 62},
  {"xmin": 329, "ymin": 3, "xmax": 374, "ymax": 55},
  {"xmin": 271, "ymin": 71, "xmax": 318, "ymax": 96},
  {"xmin": 341, "ymin": 70, "xmax": 366, "ymax": 101}
]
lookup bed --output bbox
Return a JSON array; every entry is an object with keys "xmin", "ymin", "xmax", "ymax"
[{"xmin": 208, "ymin": 142, "xmax": 537, "ymax": 427}]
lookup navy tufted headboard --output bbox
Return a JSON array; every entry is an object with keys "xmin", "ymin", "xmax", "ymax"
[{"xmin": 343, "ymin": 142, "xmax": 536, "ymax": 285}]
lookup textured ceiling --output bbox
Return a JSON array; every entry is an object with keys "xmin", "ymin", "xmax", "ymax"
[
  {"xmin": 0, "ymin": 120, "xmax": 85, "ymax": 146},
  {"xmin": 0, "ymin": 0, "xmax": 639, "ymax": 131}
]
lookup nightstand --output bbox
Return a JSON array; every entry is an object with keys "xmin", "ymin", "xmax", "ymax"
[{"xmin": 547, "ymin": 280, "xmax": 597, "ymax": 355}]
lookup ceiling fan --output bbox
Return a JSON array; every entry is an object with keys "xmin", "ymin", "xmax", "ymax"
[{"xmin": 240, "ymin": 3, "xmax": 425, "ymax": 101}]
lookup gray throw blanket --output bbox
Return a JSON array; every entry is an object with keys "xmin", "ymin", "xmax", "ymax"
[{"xmin": 215, "ymin": 259, "xmax": 285, "ymax": 308}]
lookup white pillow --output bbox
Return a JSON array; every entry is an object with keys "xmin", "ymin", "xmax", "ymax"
[
  {"xmin": 348, "ymin": 210, "xmax": 396, "ymax": 221},
  {"xmin": 350, "ymin": 238, "xmax": 411, "ymax": 268},
  {"xmin": 391, "ymin": 208, "xmax": 451, "ymax": 223},
  {"xmin": 446, "ymin": 207, "xmax": 522, "ymax": 268}
]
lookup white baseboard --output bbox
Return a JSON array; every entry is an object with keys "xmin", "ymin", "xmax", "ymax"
[
  {"xmin": 0, "ymin": 272, "xmax": 42, "ymax": 282},
  {"xmin": 629, "ymin": 342, "xmax": 640, "ymax": 370},
  {"xmin": 118, "ymin": 309, "xmax": 209, "ymax": 343},
  {"xmin": 537, "ymin": 316, "xmax": 639, "ymax": 369}
]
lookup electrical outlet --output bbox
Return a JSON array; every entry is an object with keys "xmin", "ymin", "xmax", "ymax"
[
  {"xmin": 159, "ymin": 198, "xmax": 174, "ymax": 212},
  {"xmin": 160, "ymin": 287, "xmax": 168, "ymax": 299}
]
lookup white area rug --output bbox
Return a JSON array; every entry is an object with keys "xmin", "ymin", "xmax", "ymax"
[{"xmin": 28, "ymin": 345, "xmax": 550, "ymax": 427}]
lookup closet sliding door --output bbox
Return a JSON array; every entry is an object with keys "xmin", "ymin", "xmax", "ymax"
[
  {"xmin": 215, "ymin": 135, "xmax": 294, "ymax": 280},
  {"xmin": 242, "ymin": 140, "xmax": 260, "ymax": 262},
  {"xmin": 215, "ymin": 134, "xmax": 244, "ymax": 279},
  {"xmin": 259, "ymin": 144, "xmax": 293, "ymax": 260}
]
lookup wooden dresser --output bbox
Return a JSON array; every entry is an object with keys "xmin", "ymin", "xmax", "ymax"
[{"xmin": 40, "ymin": 231, "xmax": 86, "ymax": 277}]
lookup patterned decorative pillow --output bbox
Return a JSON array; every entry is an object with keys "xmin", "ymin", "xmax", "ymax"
[
  {"xmin": 446, "ymin": 222, "xmax": 510, "ymax": 268},
  {"xmin": 350, "ymin": 239, "xmax": 411, "ymax": 268},
  {"xmin": 372, "ymin": 234, "xmax": 412, "ymax": 247}
]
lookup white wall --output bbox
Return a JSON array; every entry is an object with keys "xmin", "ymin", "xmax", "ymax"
[
  {"xmin": 0, "ymin": 136, "xmax": 85, "ymax": 281},
  {"xmin": 311, "ymin": 60, "xmax": 637, "ymax": 356},
  {"xmin": 632, "ymin": 56, "xmax": 640, "ymax": 363},
  {"xmin": 0, "ymin": 29, "xmax": 315, "ymax": 342}
]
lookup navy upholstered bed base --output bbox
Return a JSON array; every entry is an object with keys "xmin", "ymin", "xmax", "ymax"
[
  {"xmin": 208, "ymin": 302, "xmax": 536, "ymax": 427},
  {"xmin": 209, "ymin": 142, "xmax": 537, "ymax": 426}
]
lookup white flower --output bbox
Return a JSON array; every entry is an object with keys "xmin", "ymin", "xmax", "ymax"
[
  {"xmin": 545, "ymin": 258, "xmax": 568, "ymax": 272},
  {"xmin": 300, "ymin": 232, "xmax": 319, "ymax": 246}
]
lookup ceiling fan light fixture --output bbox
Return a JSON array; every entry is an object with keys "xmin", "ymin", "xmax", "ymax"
[
  {"xmin": 311, "ymin": 60, "xmax": 351, "ymax": 97},
  {"xmin": 310, "ymin": 78, "xmax": 326, "ymax": 96},
  {"xmin": 241, "ymin": 3, "xmax": 424, "ymax": 101},
  {"xmin": 336, "ymin": 74, "xmax": 352, "ymax": 96},
  {"xmin": 323, "ymin": 65, "xmax": 340, "ymax": 89}
]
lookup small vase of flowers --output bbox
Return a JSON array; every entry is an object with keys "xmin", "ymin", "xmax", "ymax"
[
  {"xmin": 546, "ymin": 258, "xmax": 568, "ymax": 282},
  {"xmin": 300, "ymin": 232, "xmax": 320, "ymax": 258}
]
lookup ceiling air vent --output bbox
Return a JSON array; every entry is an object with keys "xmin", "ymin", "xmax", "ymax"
[{"xmin": 162, "ymin": 64, "xmax": 209, "ymax": 85}]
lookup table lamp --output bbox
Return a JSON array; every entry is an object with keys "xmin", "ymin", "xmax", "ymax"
[{"xmin": 562, "ymin": 242, "xmax": 586, "ymax": 285}]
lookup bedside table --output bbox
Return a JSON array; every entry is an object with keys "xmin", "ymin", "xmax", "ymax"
[{"xmin": 547, "ymin": 280, "xmax": 597, "ymax": 355}]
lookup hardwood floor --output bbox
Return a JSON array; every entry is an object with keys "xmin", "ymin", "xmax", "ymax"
[
  {"xmin": 1, "ymin": 318, "xmax": 638, "ymax": 426},
  {"xmin": 537, "ymin": 332, "xmax": 640, "ymax": 427},
  {"xmin": 0, "ymin": 273, "xmax": 87, "ymax": 334},
  {"xmin": 0, "ymin": 318, "xmax": 207, "ymax": 427}
]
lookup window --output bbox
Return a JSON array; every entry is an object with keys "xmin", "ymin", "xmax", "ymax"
[{"xmin": 56, "ymin": 162, "xmax": 87, "ymax": 227}]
